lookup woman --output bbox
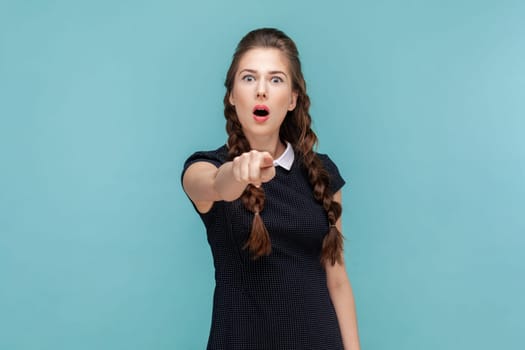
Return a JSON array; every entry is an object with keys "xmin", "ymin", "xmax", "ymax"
[{"xmin": 182, "ymin": 28, "xmax": 360, "ymax": 349}]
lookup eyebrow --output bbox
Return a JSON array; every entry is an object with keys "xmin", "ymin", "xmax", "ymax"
[{"xmin": 239, "ymin": 69, "xmax": 288, "ymax": 77}]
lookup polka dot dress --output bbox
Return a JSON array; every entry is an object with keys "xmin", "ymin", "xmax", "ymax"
[{"xmin": 182, "ymin": 145, "xmax": 346, "ymax": 349}]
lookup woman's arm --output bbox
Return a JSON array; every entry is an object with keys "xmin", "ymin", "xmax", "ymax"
[
  {"xmin": 325, "ymin": 190, "xmax": 361, "ymax": 350},
  {"xmin": 182, "ymin": 150, "xmax": 275, "ymax": 213}
]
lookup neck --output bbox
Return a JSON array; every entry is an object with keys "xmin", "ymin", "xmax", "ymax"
[{"xmin": 246, "ymin": 135, "xmax": 285, "ymax": 159}]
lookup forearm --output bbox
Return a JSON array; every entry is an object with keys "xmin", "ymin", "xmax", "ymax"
[
  {"xmin": 214, "ymin": 161, "xmax": 249, "ymax": 201},
  {"xmin": 329, "ymin": 281, "xmax": 360, "ymax": 350}
]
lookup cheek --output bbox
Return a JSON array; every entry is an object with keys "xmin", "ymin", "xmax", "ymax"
[
  {"xmin": 277, "ymin": 92, "xmax": 293, "ymax": 108},
  {"xmin": 233, "ymin": 88, "xmax": 251, "ymax": 107}
]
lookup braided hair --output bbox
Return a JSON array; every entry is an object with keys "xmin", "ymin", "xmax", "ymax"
[{"xmin": 223, "ymin": 28, "xmax": 344, "ymax": 266}]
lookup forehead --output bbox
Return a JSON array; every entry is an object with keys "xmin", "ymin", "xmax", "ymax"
[{"xmin": 237, "ymin": 48, "xmax": 291, "ymax": 73}]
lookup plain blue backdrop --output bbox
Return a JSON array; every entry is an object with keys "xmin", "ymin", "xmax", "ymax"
[{"xmin": 1, "ymin": 0, "xmax": 524, "ymax": 349}]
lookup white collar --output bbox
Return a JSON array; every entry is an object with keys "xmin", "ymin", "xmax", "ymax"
[{"xmin": 273, "ymin": 142, "xmax": 294, "ymax": 170}]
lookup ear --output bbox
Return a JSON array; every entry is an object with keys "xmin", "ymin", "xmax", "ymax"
[
  {"xmin": 229, "ymin": 92, "xmax": 235, "ymax": 106},
  {"xmin": 288, "ymin": 91, "xmax": 298, "ymax": 111}
]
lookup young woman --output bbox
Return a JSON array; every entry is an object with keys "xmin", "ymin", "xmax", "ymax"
[{"xmin": 182, "ymin": 28, "xmax": 360, "ymax": 350}]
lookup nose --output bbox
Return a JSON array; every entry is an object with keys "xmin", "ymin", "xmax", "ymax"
[{"xmin": 256, "ymin": 81, "xmax": 267, "ymax": 99}]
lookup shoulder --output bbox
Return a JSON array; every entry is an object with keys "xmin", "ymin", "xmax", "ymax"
[
  {"xmin": 316, "ymin": 152, "xmax": 341, "ymax": 173},
  {"xmin": 315, "ymin": 152, "xmax": 346, "ymax": 193},
  {"xmin": 183, "ymin": 144, "xmax": 229, "ymax": 170}
]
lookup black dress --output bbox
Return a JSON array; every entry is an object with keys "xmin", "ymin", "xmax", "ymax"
[{"xmin": 182, "ymin": 145, "xmax": 346, "ymax": 350}]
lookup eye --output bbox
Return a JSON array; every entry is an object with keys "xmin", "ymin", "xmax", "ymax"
[
  {"xmin": 271, "ymin": 76, "xmax": 284, "ymax": 83},
  {"xmin": 242, "ymin": 74, "xmax": 255, "ymax": 82}
]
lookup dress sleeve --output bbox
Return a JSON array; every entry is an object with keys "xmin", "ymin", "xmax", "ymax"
[
  {"xmin": 181, "ymin": 145, "xmax": 228, "ymax": 185},
  {"xmin": 318, "ymin": 153, "xmax": 346, "ymax": 194}
]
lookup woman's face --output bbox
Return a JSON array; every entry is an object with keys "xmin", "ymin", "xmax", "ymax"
[{"xmin": 229, "ymin": 48, "xmax": 298, "ymax": 144}]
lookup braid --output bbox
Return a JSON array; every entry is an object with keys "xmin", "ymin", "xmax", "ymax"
[
  {"xmin": 299, "ymin": 131, "xmax": 344, "ymax": 266},
  {"xmin": 289, "ymin": 88, "xmax": 344, "ymax": 266},
  {"xmin": 225, "ymin": 101, "xmax": 272, "ymax": 259}
]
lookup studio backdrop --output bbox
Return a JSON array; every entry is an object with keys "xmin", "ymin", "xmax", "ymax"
[{"xmin": 1, "ymin": 0, "xmax": 524, "ymax": 349}]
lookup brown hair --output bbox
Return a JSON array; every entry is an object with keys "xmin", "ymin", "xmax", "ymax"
[{"xmin": 224, "ymin": 28, "xmax": 343, "ymax": 266}]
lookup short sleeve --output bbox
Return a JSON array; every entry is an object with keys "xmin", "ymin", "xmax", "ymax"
[
  {"xmin": 181, "ymin": 145, "xmax": 229, "ymax": 185},
  {"xmin": 318, "ymin": 153, "xmax": 346, "ymax": 194}
]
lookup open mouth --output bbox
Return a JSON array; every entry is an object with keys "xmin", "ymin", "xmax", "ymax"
[{"xmin": 253, "ymin": 105, "xmax": 270, "ymax": 117}]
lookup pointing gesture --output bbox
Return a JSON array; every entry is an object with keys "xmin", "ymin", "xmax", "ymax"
[{"xmin": 232, "ymin": 150, "xmax": 276, "ymax": 188}]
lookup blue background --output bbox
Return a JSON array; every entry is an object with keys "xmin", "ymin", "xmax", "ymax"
[{"xmin": 1, "ymin": 0, "xmax": 524, "ymax": 349}]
